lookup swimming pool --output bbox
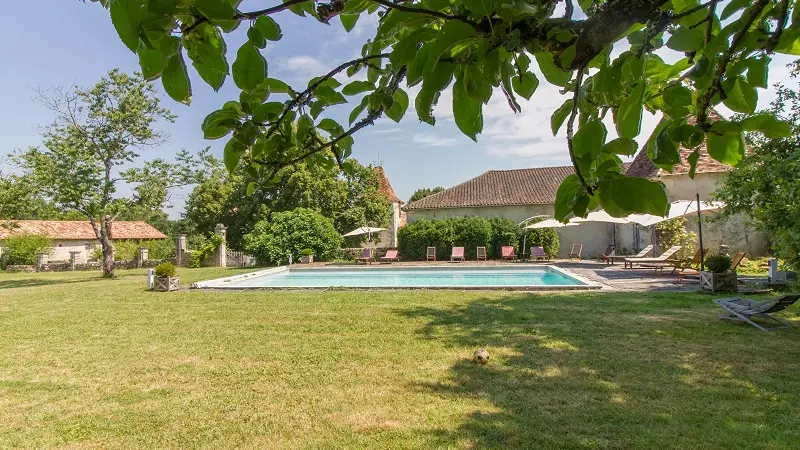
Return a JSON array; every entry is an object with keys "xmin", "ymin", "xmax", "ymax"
[{"xmin": 192, "ymin": 266, "xmax": 599, "ymax": 290}]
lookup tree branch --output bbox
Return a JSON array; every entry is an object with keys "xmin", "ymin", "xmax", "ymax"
[
  {"xmin": 704, "ymin": 0, "xmax": 717, "ymax": 44},
  {"xmin": 697, "ymin": 0, "xmax": 769, "ymax": 129},
  {"xmin": 369, "ymin": 0, "xmax": 482, "ymax": 28},
  {"xmin": 265, "ymin": 53, "xmax": 391, "ymax": 140},
  {"xmin": 566, "ymin": 68, "xmax": 593, "ymax": 195},
  {"xmin": 237, "ymin": 0, "xmax": 315, "ymax": 19},
  {"xmin": 766, "ymin": 0, "xmax": 790, "ymax": 53}
]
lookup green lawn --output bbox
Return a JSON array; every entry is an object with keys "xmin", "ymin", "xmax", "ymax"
[{"xmin": 1, "ymin": 268, "xmax": 799, "ymax": 449}]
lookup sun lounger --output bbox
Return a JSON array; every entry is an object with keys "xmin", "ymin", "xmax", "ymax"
[
  {"xmin": 356, "ymin": 248, "xmax": 373, "ymax": 265},
  {"xmin": 647, "ymin": 247, "xmax": 708, "ymax": 276},
  {"xmin": 426, "ymin": 247, "xmax": 436, "ymax": 262},
  {"xmin": 624, "ymin": 245, "xmax": 682, "ymax": 269},
  {"xmin": 476, "ymin": 246, "xmax": 487, "ymax": 261},
  {"xmin": 501, "ymin": 246, "xmax": 516, "ymax": 261},
  {"xmin": 600, "ymin": 245, "xmax": 616, "ymax": 265},
  {"xmin": 714, "ymin": 294, "xmax": 799, "ymax": 332},
  {"xmin": 450, "ymin": 247, "xmax": 465, "ymax": 262},
  {"xmin": 568, "ymin": 244, "xmax": 583, "ymax": 261},
  {"xmin": 629, "ymin": 245, "xmax": 654, "ymax": 260},
  {"xmin": 380, "ymin": 249, "xmax": 400, "ymax": 264},
  {"xmin": 530, "ymin": 246, "xmax": 549, "ymax": 261}
]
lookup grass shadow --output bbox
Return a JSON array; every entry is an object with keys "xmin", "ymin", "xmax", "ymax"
[{"xmin": 398, "ymin": 292, "xmax": 800, "ymax": 448}]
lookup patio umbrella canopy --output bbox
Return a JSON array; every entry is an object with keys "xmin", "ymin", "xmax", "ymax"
[
  {"xmin": 342, "ymin": 226, "xmax": 387, "ymax": 246},
  {"xmin": 526, "ymin": 219, "xmax": 579, "ymax": 229},
  {"xmin": 626, "ymin": 200, "xmax": 725, "ymax": 226}
]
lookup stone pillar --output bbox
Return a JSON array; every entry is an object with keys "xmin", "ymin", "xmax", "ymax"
[
  {"xmin": 176, "ymin": 234, "xmax": 187, "ymax": 266},
  {"xmin": 69, "ymin": 251, "xmax": 82, "ymax": 271},
  {"xmin": 36, "ymin": 252, "xmax": 49, "ymax": 271},
  {"xmin": 137, "ymin": 248, "xmax": 149, "ymax": 268},
  {"xmin": 214, "ymin": 224, "xmax": 228, "ymax": 268}
]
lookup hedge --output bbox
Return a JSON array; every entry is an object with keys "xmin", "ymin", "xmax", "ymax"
[
  {"xmin": 244, "ymin": 207, "xmax": 343, "ymax": 266},
  {"xmin": 398, "ymin": 217, "xmax": 522, "ymax": 261}
]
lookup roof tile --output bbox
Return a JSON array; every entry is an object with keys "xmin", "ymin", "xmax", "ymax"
[{"xmin": 0, "ymin": 221, "xmax": 168, "ymax": 240}]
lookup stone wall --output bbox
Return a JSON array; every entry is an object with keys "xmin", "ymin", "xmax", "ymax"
[{"xmin": 4, "ymin": 258, "xmax": 175, "ymax": 273}]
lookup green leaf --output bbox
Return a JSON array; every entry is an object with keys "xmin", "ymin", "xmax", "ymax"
[
  {"xmin": 452, "ymin": 78, "xmax": 482, "ymax": 141},
  {"xmin": 745, "ymin": 55, "xmax": 770, "ymax": 89},
  {"xmin": 720, "ymin": 0, "xmax": 749, "ymax": 19},
  {"xmin": 254, "ymin": 16, "xmax": 282, "ymax": 41},
  {"xmin": 390, "ymin": 28, "xmax": 437, "ymax": 68},
  {"xmin": 551, "ymin": 99, "xmax": 573, "ymax": 136},
  {"xmin": 615, "ymin": 83, "xmax": 644, "ymax": 139},
  {"xmin": 422, "ymin": 62, "xmax": 456, "ymax": 92},
  {"xmin": 598, "ymin": 175, "xmax": 669, "ymax": 217},
  {"xmin": 349, "ymin": 97, "xmax": 369, "ymax": 125},
  {"xmin": 535, "ymin": 52, "xmax": 571, "ymax": 87},
  {"xmin": 246, "ymin": 181, "xmax": 256, "ymax": 196},
  {"xmin": 406, "ymin": 45, "xmax": 431, "ymax": 86},
  {"xmin": 573, "ymin": 119, "xmax": 606, "ymax": 158},
  {"xmin": 423, "ymin": 0, "xmax": 451, "ymax": 9},
  {"xmin": 194, "ymin": 0, "xmax": 235, "ymax": 20},
  {"xmin": 247, "ymin": 27, "xmax": 266, "ymax": 48},
  {"xmin": 739, "ymin": 114, "xmax": 792, "ymax": 138},
  {"xmin": 314, "ymin": 86, "xmax": 347, "ymax": 105},
  {"xmin": 232, "ymin": 43, "xmax": 267, "ymax": 93},
  {"xmin": 651, "ymin": 125, "xmax": 680, "ymax": 166},
  {"xmin": 415, "ymin": 88, "xmax": 439, "ymax": 125},
  {"xmin": 110, "ymin": 0, "xmax": 142, "ymax": 52},
  {"xmin": 201, "ymin": 108, "xmax": 240, "ymax": 139},
  {"xmin": 252, "ymin": 102, "xmax": 284, "ymax": 123},
  {"xmin": 223, "ymin": 138, "xmax": 244, "ymax": 172},
  {"xmin": 722, "ymin": 77, "xmax": 757, "ymax": 113},
  {"xmin": 341, "ymin": 81, "xmax": 376, "ymax": 96},
  {"xmin": 188, "ymin": 41, "xmax": 228, "ymax": 91},
  {"xmin": 554, "ymin": 174, "xmax": 588, "ymax": 221},
  {"xmin": 601, "ymin": 138, "xmax": 637, "ymax": 156},
  {"xmin": 462, "ymin": 65, "xmax": 491, "ymax": 103},
  {"xmin": 137, "ymin": 42, "xmax": 168, "ymax": 80},
  {"xmin": 663, "ymin": 84, "xmax": 693, "ymax": 109},
  {"xmin": 340, "ymin": 14, "xmax": 359, "ymax": 32},
  {"xmin": 317, "ymin": 118, "xmax": 344, "ymax": 135},
  {"xmin": 707, "ymin": 132, "xmax": 745, "ymax": 166},
  {"xmin": 265, "ymin": 78, "xmax": 292, "ymax": 94},
  {"xmin": 297, "ymin": 114, "xmax": 314, "ymax": 140},
  {"xmin": 386, "ymin": 88, "xmax": 409, "ymax": 123},
  {"xmin": 162, "ymin": 52, "xmax": 191, "ymax": 104},
  {"xmin": 423, "ymin": 21, "xmax": 478, "ymax": 76},
  {"xmin": 666, "ymin": 26, "xmax": 705, "ymax": 52},
  {"xmin": 687, "ymin": 149, "xmax": 700, "ymax": 178},
  {"xmin": 511, "ymin": 71, "xmax": 539, "ymax": 100},
  {"xmin": 462, "ymin": 0, "xmax": 497, "ymax": 18}
]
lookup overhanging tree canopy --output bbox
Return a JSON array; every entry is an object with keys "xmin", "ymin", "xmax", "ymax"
[{"xmin": 92, "ymin": 0, "xmax": 799, "ymax": 220}]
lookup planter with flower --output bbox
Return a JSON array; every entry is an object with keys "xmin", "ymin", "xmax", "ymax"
[
  {"xmin": 299, "ymin": 248, "xmax": 314, "ymax": 264},
  {"xmin": 153, "ymin": 262, "xmax": 180, "ymax": 292},
  {"xmin": 700, "ymin": 254, "xmax": 737, "ymax": 292}
]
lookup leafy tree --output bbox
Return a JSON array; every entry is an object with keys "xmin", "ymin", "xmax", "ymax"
[
  {"xmin": 408, "ymin": 186, "xmax": 445, "ymax": 203},
  {"xmin": 92, "ymin": 0, "xmax": 798, "ymax": 223},
  {"xmin": 184, "ymin": 155, "xmax": 390, "ymax": 250},
  {"xmin": 0, "ymin": 233, "xmax": 53, "ymax": 266},
  {"xmin": 11, "ymin": 70, "xmax": 208, "ymax": 277},
  {"xmin": 0, "ymin": 173, "xmax": 62, "ymax": 220},
  {"xmin": 715, "ymin": 61, "xmax": 800, "ymax": 269},
  {"xmin": 244, "ymin": 208, "xmax": 343, "ymax": 265}
]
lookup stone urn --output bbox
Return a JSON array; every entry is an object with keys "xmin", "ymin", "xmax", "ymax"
[
  {"xmin": 154, "ymin": 276, "xmax": 180, "ymax": 292},
  {"xmin": 300, "ymin": 255, "xmax": 314, "ymax": 264}
]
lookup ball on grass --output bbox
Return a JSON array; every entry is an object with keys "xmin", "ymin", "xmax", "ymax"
[{"xmin": 473, "ymin": 348, "xmax": 490, "ymax": 365}]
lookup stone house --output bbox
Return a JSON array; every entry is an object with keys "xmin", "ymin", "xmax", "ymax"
[
  {"xmin": 404, "ymin": 145, "xmax": 767, "ymax": 258},
  {"xmin": 374, "ymin": 166, "xmax": 406, "ymax": 248},
  {"xmin": 0, "ymin": 220, "xmax": 167, "ymax": 264}
]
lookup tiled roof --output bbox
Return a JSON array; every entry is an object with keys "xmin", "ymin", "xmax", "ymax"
[
  {"xmin": 404, "ymin": 166, "xmax": 577, "ymax": 210},
  {"xmin": 0, "ymin": 220, "xmax": 168, "ymax": 240},
  {"xmin": 374, "ymin": 166, "xmax": 402, "ymax": 204},
  {"xmin": 627, "ymin": 111, "xmax": 734, "ymax": 178}
]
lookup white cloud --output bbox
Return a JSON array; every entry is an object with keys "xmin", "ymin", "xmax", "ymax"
[
  {"xmin": 283, "ymin": 55, "xmax": 328, "ymax": 78},
  {"xmin": 412, "ymin": 132, "xmax": 458, "ymax": 147}
]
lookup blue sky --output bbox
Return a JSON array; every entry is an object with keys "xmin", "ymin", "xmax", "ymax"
[{"xmin": 0, "ymin": 1, "xmax": 796, "ymax": 216}]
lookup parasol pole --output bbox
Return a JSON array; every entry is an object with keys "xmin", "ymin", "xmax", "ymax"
[{"xmin": 696, "ymin": 193, "xmax": 705, "ymax": 272}]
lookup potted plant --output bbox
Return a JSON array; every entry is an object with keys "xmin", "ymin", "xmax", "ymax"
[
  {"xmin": 700, "ymin": 254, "xmax": 737, "ymax": 292},
  {"xmin": 153, "ymin": 262, "xmax": 180, "ymax": 292},
  {"xmin": 299, "ymin": 248, "xmax": 314, "ymax": 264}
]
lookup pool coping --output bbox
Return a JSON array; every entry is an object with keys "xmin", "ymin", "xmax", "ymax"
[{"xmin": 191, "ymin": 264, "xmax": 602, "ymax": 291}]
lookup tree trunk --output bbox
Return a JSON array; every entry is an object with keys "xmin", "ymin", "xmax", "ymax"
[{"xmin": 100, "ymin": 217, "xmax": 115, "ymax": 278}]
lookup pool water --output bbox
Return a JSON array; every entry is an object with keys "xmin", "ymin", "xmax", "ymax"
[{"xmin": 201, "ymin": 266, "xmax": 593, "ymax": 289}]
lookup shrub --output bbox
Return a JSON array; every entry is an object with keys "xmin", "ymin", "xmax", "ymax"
[
  {"xmin": 154, "ymin": 262, "xmax": 177, "ymax": 278},
  {"xmin": 523, "ymin": 220, "xmax": 560, "ymax": 257},
  {"xmin": 300, "ymin": 248, "xmax": 314, "ymax": 256},
  {"xmin": 451, "ymin": 217, "xmax": 493, "ymax": 260},
  {"xmin": 140, "ymin": 239, "xmax": 175, "ymax": 260},
  {"xmin": 656, "ymin": 218, "xmax": 696, "ymax": 260},
  {"xmin": 705, "ymin": 254, "xmax": 733, "ymax": 273},
  {"xmin": 1, "ymin": 234, "xmax": 53, "ymax": 265},
  {"xmin": 114, "ymin": 240, "xmax": 139, "ymax": 261},
  {"xmin": 487, "ymin": 217, "xmax": 520, "ymax": 258},
  {"xmin": 188, "ymin": 235, "xmax": 223, "ymax": 268},
  {"xmin": 244, "ymin": 208, "xmax": 343, "ymax": 266}
]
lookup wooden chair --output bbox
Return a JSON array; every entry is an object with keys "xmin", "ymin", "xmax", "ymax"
[
  {"xmin": 715, "ymin": 295, "xmax": 799, "ymax": 332},
  {"xmin": 568, "ymin": 244, "xmax": 583, "ymax": 261},
  {"xmin": 501, "ymin": 246, "xmax": 516, "ymax": 261},
  {"xmin": 379, "ymin": 249, "xmax": 400, "ymax": 264},
  {"xmin": 355, "ymin": 248, "xmax": 373, "ymax": 265},
  {"xmin": 450, "ymin": 247, "xmax": 465, "ymax": 262},
  {"xmin": 530, "ymin": 246, "xmax": 549, "ymax": 261},
  {"xmin": 599, "ymin": 245, "xmax": 616, "ymax": 265},
  {"xmin": 476, "ymin": 246, "xmax": 487, "ymax": 261},
  {"xmin": 426, "ymin": 247, "xmax": 436, "ymax": 262}
]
